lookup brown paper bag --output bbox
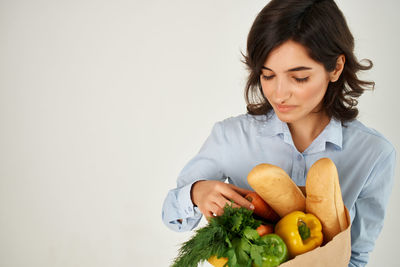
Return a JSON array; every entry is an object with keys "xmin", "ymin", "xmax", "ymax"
[
  {"xmin": 279, "ymin": 206, "xmax": 351, "ymax": 267},
  {"xmin": 208, "ymin": 207, "xmax": 351, "ymax": 267}
]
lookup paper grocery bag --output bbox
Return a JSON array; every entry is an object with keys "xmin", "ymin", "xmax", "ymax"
[
  {"xmin": 279, "ymin": 206, "xmax": 351, "ymax": 267},
  {"xmin": 207, "ymin": 206, "xmax": 351, "ymax": 267}
]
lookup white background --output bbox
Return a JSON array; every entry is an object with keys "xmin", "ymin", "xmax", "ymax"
[{"xmin": 0, "ymin": 0, "xmax": 399, "ymax": 266}]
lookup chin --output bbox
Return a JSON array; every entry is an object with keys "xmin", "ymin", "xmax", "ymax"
[{"xmin": 273, "ymin": 109, "xmax": 299, "ymax": 123}]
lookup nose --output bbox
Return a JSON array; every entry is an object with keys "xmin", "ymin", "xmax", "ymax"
[{"xmin": 275, "ymin": 78, "xmax": 291, "ymax": 103}]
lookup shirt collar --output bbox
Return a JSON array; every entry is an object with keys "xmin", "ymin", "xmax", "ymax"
[
  {"xmin": 259, "ymin": 110, "xmax": 285, "ymax": 137},
  {"xmin": 258, "ymin": 110, "xmax": 343, "ymax": 152},
  {"xmin": 320, "ymin": 116, "xmax": 343, "ymax": 150}
]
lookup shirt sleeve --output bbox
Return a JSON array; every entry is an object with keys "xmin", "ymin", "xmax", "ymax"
[
  {"xmin": 161, "ymin": 121, "xmax": 227, "ymax": 232},
  {"xmin": 348, "ymin": 148, "xmax": 396, "ymax": 267}
]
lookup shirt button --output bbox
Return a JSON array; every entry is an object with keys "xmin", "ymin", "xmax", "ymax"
[
  {"xmin": 188, "ymin": 207, "xmax": 192, "ymax": 212},
  {"xmin": 297, "ymin": 154, "xmax": 302, "ymax": 160}
]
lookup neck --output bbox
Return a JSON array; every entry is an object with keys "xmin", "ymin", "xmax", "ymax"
[{"xmin": 287, "ymin": 111, "xmax": 330, "ymax": 153}]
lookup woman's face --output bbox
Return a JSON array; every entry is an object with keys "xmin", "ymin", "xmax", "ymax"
[{"xmin": 260, "ymin": 40, "xmax": 331, "ymax": 124}]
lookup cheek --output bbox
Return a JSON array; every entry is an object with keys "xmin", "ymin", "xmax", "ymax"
[
  {"xmin": 260, "ymin": 80, "xmax": 287, "ymax": 99},
  {"xmin": 297, "ymin": 80, "xmax": 328, "ymax": 103},
  {"xmin": 261, "ymin": 86, "xmax": 271, "ymax": 99},
  {"xmin": 260, "ymin": 81, "xmax": 271, "ymax": 99}
]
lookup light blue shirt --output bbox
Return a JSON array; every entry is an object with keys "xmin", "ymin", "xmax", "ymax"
[{"xmin": 162, "ymin": 111, "xmax": 396, "ymax": 267}]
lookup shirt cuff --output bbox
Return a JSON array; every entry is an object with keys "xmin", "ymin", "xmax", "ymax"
[{"xmin": 177, "ymin": 181, "xmax": 200, "ymax": 218}]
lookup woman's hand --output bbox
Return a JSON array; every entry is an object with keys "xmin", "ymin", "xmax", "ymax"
[{"xmin": 191, "ymin": 180, "xmax": 255, "ymax": 220}]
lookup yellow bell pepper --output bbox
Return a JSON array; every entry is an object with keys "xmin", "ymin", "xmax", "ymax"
[{"xmin": 274, "ymin": 211, "xmax": 323, "ymax": 258}]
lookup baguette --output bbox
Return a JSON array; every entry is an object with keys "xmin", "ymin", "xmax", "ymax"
[
  {"xmin": 305, "ymin": 158, "xmax": 348, "ymax": 243},
  {"xmin": 247, "ymin": 163, "xmax": 306, "ymax": 217}
]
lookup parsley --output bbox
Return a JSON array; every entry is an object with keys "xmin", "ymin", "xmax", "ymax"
[{"xmin": 171, "ymin": 204, "xmax": 265, "ymax": 267}]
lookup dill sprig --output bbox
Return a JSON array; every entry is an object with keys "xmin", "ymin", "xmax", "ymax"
[
  {"xmin": 170, "ymin": 221, "xmax": 228, "ymax": 267},
  {"xmin": 170, "ymin": 204, "xmax": 261, "ymax": 267}
]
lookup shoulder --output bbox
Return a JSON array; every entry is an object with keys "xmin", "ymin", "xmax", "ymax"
[
  {"xmin": 212, "ymin": 113, "xmax": 270, "ymax": 142},
  {"xmin": 218, "ymin": 113, "xmax": 271, "ymax": 132},
  {"xmin": 343, "ymin": 119, "xmax": 395, "ymax": 158}
]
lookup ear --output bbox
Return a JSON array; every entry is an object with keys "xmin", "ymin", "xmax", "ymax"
[{"xmin": 329, "ymin": 54, "xmax": 345, "ymax": 82}]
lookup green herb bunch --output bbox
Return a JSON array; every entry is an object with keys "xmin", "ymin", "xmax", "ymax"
[{"xmin": 171, "ymin": 203, "xmax": 269, "ymax": 267}]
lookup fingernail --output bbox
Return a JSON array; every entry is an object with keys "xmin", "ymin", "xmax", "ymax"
[{"xmin": 250, "ymin": 204, "xmax": 255, "ymax": 210}]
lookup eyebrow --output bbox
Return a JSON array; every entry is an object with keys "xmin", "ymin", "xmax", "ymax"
[{"xmin": 262, "ymin": 66, "xmax": 312, "ymax": 72}]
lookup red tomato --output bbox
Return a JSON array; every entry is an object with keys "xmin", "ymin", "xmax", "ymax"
[
  {"xmin": 245, "ymin": 192, "xmax": 280, "ymax": 222},
  {"xmin": 256, "ymin": 224, "xmax": 274, "ymax": 237}
]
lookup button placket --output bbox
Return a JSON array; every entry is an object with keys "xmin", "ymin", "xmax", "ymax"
[{"xmin": 292, "ymin": 153, "xmax": 306, "ymax": 183}]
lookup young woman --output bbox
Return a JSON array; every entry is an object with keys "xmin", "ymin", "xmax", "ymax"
[{"xmin": 162, "ymin": 0, "xmax": 396, "ymax": 266}]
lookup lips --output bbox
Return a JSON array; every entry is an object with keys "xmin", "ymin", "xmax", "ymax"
[{"xmin": 276, "ymin": 104, "xmax": 297, "ymax": 113}]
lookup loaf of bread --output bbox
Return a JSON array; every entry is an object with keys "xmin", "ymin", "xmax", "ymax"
[
  {"xmin": 247, "ymin": 163, "xmax": 306, "ymax": 217},
  {"xmin": 305, "ymin": 158, "xmax": 348, "ymax": 243}
]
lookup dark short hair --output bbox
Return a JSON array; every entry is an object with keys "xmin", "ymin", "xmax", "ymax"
[{"xmin": 242, "ymin": 0, "xmax": 374, "ymax": 122}]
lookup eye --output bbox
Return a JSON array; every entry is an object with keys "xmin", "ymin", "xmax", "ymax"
[
  {"xmin": 295, "ymin": 77, "xmax": 309, "ymax": 83},
  {"xmin": 261, "ymin": 75, "xmax": 274, "ymax": 81}
]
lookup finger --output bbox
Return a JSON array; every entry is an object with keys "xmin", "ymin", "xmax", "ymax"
[
  {"xmin": 210, "ymin": 202, "xmax": 225, "ymax": 217},
  {"xmin": 229, "ymin": 184, "xmax": 254, "ymax": 196},
  {"xmin": 204, "ymin": 210, "xmax": 214, "ymax": 221},
  {"xmin": 222, "ymin": 189, "xmax": 255, "ymax": 210},
  {"xmin": 215, "ymin": 196, "xmax": 241, "ymax": 211},
  {"xmin": 201, "ymin": 201, "xmax": 222, "ymax": 218}
]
